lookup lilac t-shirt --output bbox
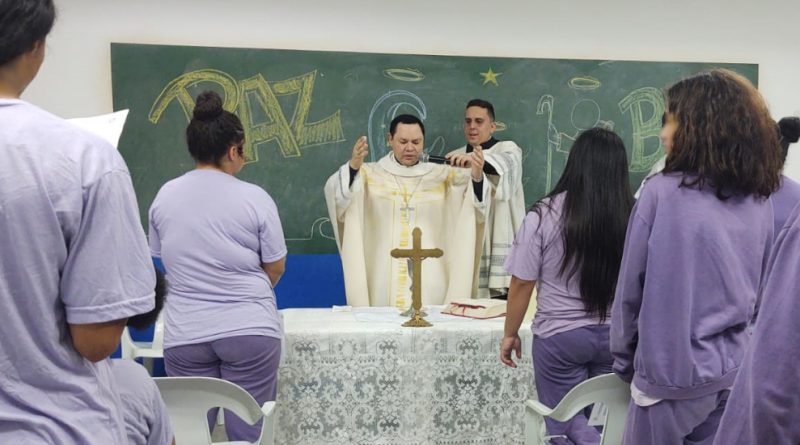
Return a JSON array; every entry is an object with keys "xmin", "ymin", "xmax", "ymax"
[
  {"xmin": 0, "ymin": 99, "xmax": 155, "ymax": 443},
  {"xmin": 504, "ymin": 193, "xmax": 607, "ymax": 338},
  {"xmin": 149, "ymin": 169, "xmax": 287, "ymax": 348},
  {"xmin": 111, "ymin": 360, "xmax": 174, "ymax": 445}
]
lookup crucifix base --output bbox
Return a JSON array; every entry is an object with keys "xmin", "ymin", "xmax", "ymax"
[{"xmin": 402, "ymin": 310, "xmax": 432, "ymax": 328}]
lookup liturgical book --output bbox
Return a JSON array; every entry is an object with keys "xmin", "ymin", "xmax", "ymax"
[{"xmin": 441, "ymin": 299, "xmax": 507, "ymax": 319}]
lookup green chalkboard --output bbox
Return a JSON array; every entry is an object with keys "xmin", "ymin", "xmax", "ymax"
[{"xmin": 110, "ymin": 43, "xmax": 757, "ymax": 254}]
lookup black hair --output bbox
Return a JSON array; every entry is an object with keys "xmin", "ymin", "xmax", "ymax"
[
  {"xmin": 778, "ymin": 116, "xmax": 800, "ymax": 164},
  {"xmin": 185, "ymin": 90, "xmax": 245, "ymax": 166},
  {"xmin": 127, "ymin": 270, "xmax": 166, "ymax": 330},
  {"xmin": 0, "ymin": 0, "xmax": 56, "ymax": 66},
  {"xmin": 389, "ymin": 114, "xmax": 425, "ymax": 137},
  {"xmin": 530, "ymin": 127, "xmax": 633, "ymax": 322},
  {"xmin": 466, "ymin": 99, "xmax": 495, "ymax": 120}
]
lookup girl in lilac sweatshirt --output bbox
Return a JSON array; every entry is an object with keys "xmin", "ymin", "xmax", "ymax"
[{"xmin": 610, "ymin": 69, "xmax": 783, "ymax": 444}]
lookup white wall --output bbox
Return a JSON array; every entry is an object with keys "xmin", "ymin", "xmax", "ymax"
[{"xmin": 24, "ymin": 0, "xmax": 800, "ymax": 178}]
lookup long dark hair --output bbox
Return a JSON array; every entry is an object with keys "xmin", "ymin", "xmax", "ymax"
[
  {"xmin": 663, "ymin": 69, "xmax": 782, "ymax": 199},
  {"xmin": 530, "ymin": 127, "xmax": 633, "ymax": 322}
]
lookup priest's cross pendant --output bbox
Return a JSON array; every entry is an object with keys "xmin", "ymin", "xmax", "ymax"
[{"xmin": 390, "ymin": 227, "xmax": 443, "ymax": 327}]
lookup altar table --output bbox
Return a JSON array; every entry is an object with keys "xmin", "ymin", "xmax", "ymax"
[{"xmin": 275, "ymin": 307, "xmax": 535, "ymax": 445}]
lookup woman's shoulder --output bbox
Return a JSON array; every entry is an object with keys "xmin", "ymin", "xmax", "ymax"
[
  {"xmin": 532, "ymin": 192, "xmax": 566, "ymax": 215},
  {"xmin": 235, "ymin": 178, "xmax": 273, "ymax": 199},
  {"xmin": 525, "ymin": 192, "xmax": 565, "ymax": 228},
  {"xmin": 229, "ymin": 179, "xmax": 280, "ymax": 213}
]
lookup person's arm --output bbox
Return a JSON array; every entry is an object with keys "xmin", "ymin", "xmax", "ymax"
[
  {"xmin": 498, "ymin": 213, "xmax": 542, "ymax": 367},
  {"xmin": 348, "ymin": 136, "xmax": 368, "ymax": 187},
  {"xmin": 500, "ymin": 276, "xmax": 536, "ymax": 368},
  {"xmin": 348, "ymin": 166, "xmax": 359, "ymax": 187},
  {"xmin": 69, "ymin": 319, "xmax": 128, "ymax": 362},
  {"xmin": 713, "ymin": 216, "xmax": 800, "ymax": 445},
  {"xmin": 471, "ymin": 177, "xmax": 484, "ymax": 202},
  {"xmin": 482, "ymin": 163, "xmax": 499, "ymax": 175},
  {"xmin": 262, "ymin": 256, "xmax": 287, "ymax": 288},
  {"xmin": 470, "ymin": 145, "xmax": 485, "ymax": 202},
  {"xmin": 442, "ymin": 146, "xmax": 486, "ymax": 202},
  {"xmin": 258, "ymin": 193, "xmax": 288, "ymax": 288},
  {"xmin": 610, "ymin": 204, "xmax": 651, "ymax": 383},
  {"xmin": 482, "ymin": 142, "xmax": 522, "ymax": 202},
  {"xmin": 325, "ymin": 137, "xmax": 368, "ymax": 223},
  {"xmin": 752, "ymin": 215, "xmax": 780, "ymax": 325},
  {"xmin": 61, "ymin": 147, "xmax": 156, "ymax": 361}
]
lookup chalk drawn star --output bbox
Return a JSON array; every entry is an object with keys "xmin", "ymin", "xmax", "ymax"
[{"xmin": 480, "ymin": 68, "xmax": 502, "ymax": 86}]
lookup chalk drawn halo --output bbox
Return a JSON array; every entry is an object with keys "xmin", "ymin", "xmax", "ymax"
[
  {"xmin": 568, "ymin": 76, "xmax": 601, "ymax": 91},
  {"xmin": 383, "ymin": 68, "xmax": 425, "ymax": 82}
]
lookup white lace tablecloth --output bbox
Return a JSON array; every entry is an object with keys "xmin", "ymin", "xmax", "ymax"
[{"xmin": 276, "ymin": 307, "xmax": 535, "ymax": 445}]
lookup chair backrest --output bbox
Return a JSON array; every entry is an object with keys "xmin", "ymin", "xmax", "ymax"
[
  {"xmin": 151, "ymin": 313, "xmax": 165, "ymax": 350},
  {"xmin": 154, "ymin": 376, "xmax": 273, "ymax": 445},
  {"xmin": 525, "ymin": 373, "xmax": 631, "ymax": 445},
  {"xmin": 120, "ymin": 314, "xmax": 165, "ymax": 360},
  {"xmin": 120, "ymin": 326, "xmax": 136, "ymax": 360}
]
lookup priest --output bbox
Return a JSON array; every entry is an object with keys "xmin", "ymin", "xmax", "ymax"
[
  {"xmin": 446, "ymin": 99, "xmax": 525, "ymax": 299},
  {"xmin": 324, "ymin": 114, "xmax": 488, "ymax": 307}
]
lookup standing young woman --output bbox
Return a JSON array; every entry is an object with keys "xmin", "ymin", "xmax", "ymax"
[
  {"xmin": 149, "ymin": 90, "xmax": 287, "ymax": 442},
  {"xmin": 500, "ymin": 127, "xmax": 634, "ymax": 445},
  {"xmin": 1, "ymin": 1, "xmax": 156, "ymax": 442},
  {"xmin": 611, "ymin": 69, "xmax": 781, "ymax": 444}
]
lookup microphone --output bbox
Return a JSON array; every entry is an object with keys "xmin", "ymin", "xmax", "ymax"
[{"xmin": 420, "ymin": 153, "xmax": 451, "ymax": 165}]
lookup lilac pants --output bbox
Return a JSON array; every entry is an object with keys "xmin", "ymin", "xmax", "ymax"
[
  {"xmin": 532, "ymin": 325, "xmax": 613, "ymax": 445},
  {"xmin": 622, "ymin": 390, "xmax": 729, "ymax": 445},
  {"xmin": 164, "ymin": 335, "xmax": 282, "ymax": 442}
]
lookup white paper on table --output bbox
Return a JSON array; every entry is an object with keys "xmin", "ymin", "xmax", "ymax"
[{"xmin": 67, "ymin": 109, "xmax": 129, "ymax": 149}]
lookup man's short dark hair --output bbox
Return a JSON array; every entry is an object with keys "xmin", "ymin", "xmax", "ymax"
[
  {"xmin": 466, "ymin": 99, "xmax": 495, "ymax": 121},
  {"xmin": 0, "ymin": 0, "xmax": 56, "ymax": 66},
  {"xmin": 389, "ymin": 114, "xmax": 425, "ymax": 137}
]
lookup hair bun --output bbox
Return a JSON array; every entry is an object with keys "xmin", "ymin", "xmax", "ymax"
[
  {"xmin": 779, "ymin": 117, "xmax": 800, "ymax": 144},
  {"xmin": 192, "ymin": 91, "xmax": 224, "ymax": 121}
]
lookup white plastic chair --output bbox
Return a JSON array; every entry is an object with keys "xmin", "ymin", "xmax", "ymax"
[
  {"xmin": 120, "ymin": 313, "xmax": 164, "ymax": 374},
  {"xmin": 525, "ymin": 373, "xmax": 631, "ymax": 445},
  {"xmin": 154, "ymin": 376, "xmax": 275, "ymax": 445}
]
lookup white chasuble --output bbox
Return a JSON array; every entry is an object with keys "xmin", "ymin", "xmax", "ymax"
[
  {"xmin": 324, "ymin": 153, "xmax": 487, "ymax": 307},
  {"xmin": 451, "ymin": 141, "xmax": 526, "ymax": 296}
]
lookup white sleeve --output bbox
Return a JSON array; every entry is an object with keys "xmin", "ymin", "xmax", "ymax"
[
  {"xmin": 484, "ymin": 142, "xmax": 523, "ymax": 201},
  {"xmin": 326, "ymin": 162, "xmax": 364, "ymax": 221}
]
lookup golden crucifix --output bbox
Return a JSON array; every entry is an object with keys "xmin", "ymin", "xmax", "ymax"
[{"xmin": 391, "ymin": 227, "xmax": 443, "ymax": 327}]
